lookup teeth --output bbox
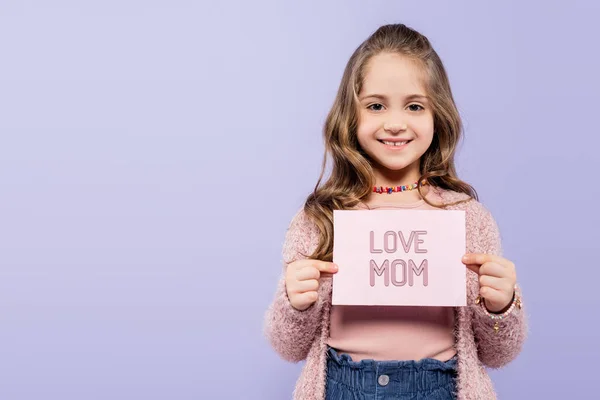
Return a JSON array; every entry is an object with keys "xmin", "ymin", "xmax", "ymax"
[{"xmin": 382, "ymin": 140, "xmax": 408, "ymax": 146}]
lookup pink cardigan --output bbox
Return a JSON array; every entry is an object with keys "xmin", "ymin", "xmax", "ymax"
[{"xmin": 264, "ymin": 189, "xmax": 528, "ymax": 400}]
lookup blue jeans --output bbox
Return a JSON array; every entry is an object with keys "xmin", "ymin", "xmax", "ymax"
[{"xmin": 325, "ymin": 347, "xmax": 458, "ymax": 400}]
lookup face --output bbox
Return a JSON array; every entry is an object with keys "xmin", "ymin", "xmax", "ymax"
[{"xmin": 356, "ymin": 52, "xmax": 434, "ymax": 183}]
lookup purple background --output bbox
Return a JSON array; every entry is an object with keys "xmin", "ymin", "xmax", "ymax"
[{"xmin": 0, "ymin": 1, "xmax": 597, "ymax": 399}]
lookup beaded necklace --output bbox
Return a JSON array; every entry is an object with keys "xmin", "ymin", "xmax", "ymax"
[{"xmin": 373, "ymin": 180, "xmax": 428, "ymax": 194}]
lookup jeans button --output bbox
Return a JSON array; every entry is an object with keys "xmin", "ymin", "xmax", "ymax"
[{"xmin": 378, "ymin": 374, "xmax": 390, "ymax": 386}]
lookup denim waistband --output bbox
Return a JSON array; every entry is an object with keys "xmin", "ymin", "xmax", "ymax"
[{"xmin": 326, "ymin": 347, "xmax": 457, "ymax": 395}]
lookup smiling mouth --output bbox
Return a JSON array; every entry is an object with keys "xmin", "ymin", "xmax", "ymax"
[{"xmin": 378, "ymin": 139, "xmax": 412, "ymax": 147}]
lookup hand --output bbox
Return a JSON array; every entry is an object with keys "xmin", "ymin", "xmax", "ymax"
[
  {"xmin": 285, "ymin": 259, "xmax": 338, "ymax": 311},
  {"xmin": 462, "ymin": 253, "xmax": 517, "ymax": 313}
]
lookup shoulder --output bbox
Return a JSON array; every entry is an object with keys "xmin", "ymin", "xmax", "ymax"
[
  {"xmin": 287, "ymin": 207, "xmax": 319, "ymax": 235},
  {"xmin": 282, "ymin": 207, "xmax": 320, "ymax": 263},
  {"xmin": 433, "ymin": 187, "xmax": 491, "ymax": 214},
  {"xmin": 433, "ymin": 187, "xmax": 498, "ymax": 230},
  {"xmin": 434, "ymin": 187, "xmax": 502, "ymax": 254}
]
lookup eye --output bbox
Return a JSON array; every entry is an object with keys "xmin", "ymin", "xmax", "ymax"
[
  {"xmin": 367, "ymin": 103, "xmax": 385, "ymax": 112},
  {"xmin": 407, "ymin": 104, "xmax": 424, "ymax": 112}
]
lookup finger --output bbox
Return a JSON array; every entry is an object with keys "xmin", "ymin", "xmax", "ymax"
[
  {"xmin": 302, "ymin": 260, "xmax": 338, "ymax": 274},
  {"xmin": 465, "ymin": 264, "xmax": 480, "ymax": 274},
  {"xmin": 295, "ymin": 267, "xmax": 320, "ymax": 281},
  {"xmin": 462, "ymin": 253, "xmax": 505, "ymax": 266},
  {"xmin": 479, "ymin": 262, "xmax": 506, "ymax": 278},
  {"xmin": 479, "ymin": 286, "xmax": 505, "ymax": 304},
  {"xmin": 479, "ymin": 275, "xmax": 506, "ymax": 291},
  {"xmin": 295, "ymin": 279, "xmax": 319, "ymax": 293},
  {"xmin": 294, "ymin": 291, "xmax": 318, "ymax": 308}
]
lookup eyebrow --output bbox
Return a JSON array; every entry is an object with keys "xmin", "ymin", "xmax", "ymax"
[{"xmin": 359, "ymin": 93, "xmax": 429, "ymax": 102}]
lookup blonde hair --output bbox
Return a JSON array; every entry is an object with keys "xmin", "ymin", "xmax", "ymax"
[{"xmin": 304, "ymin": 23, "xmax": 477, "ymax": 261}]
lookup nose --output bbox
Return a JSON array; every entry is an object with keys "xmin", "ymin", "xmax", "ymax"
[{"xmin": 383, "ymin": 122, "xmax": 408, "ymax": 133}]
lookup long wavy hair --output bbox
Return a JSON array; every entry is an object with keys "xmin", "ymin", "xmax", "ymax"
[{"xmin": 304, "ymin": 23, "xmax": 477, "ymax": 261}]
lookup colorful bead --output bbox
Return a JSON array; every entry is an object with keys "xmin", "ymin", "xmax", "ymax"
[{"xmin": 373, "ymin": 181, "xmax": 428, "ymax": 194}]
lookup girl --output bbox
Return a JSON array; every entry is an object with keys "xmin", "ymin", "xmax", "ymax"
[{"xmin": 264, "ymin": 24, "xmax": 527, "ymax": 400}]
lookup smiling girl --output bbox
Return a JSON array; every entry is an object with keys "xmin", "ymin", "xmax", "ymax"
[{"xmin": 264, "ymin": 23, "xmax": 527, "ymax": 400}]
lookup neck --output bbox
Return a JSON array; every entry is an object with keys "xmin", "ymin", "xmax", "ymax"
[
  {"xmin": 372, "ymin": 164, "xmax": 421, "ymax": 188},
  {"xmin": 368, "ymin": 163, "xmax": 426, "ymax": 204}
]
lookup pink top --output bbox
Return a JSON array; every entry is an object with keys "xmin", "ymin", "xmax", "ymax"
[{"xmin": 326, "ymin": 191, "xmax": 456, "ymax": 361}]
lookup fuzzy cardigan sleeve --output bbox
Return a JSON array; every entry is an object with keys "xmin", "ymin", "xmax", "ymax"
[
  {"xmin": 263, "ymin": 209, "xmax": 327, "ymax": 362},
  {"xmin": 467, "ymin": 201, "xmax": 528, "ymax": 369}
]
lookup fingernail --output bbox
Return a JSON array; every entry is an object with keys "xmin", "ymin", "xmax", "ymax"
[
  {"xmin": 462, "ymin": 255, "xmax": 469, "ymax": 261},
  {"xmin": 332, "ymin": 263, "xmax": 338, "ymax": 270}
]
